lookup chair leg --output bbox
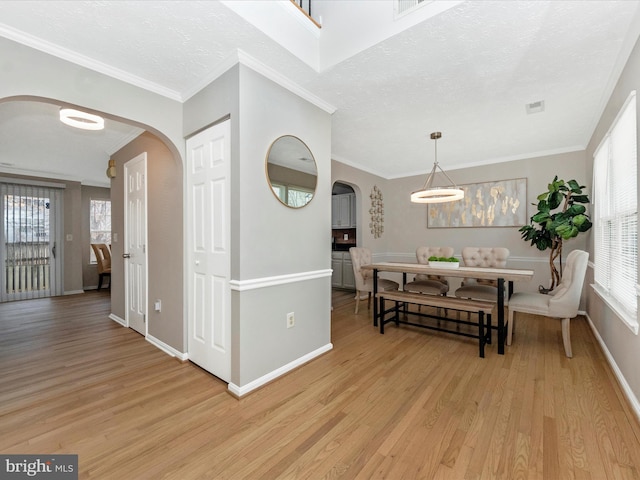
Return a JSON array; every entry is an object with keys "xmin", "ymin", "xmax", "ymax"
[
  {"xmin": 97, "ymin": 274, "xmax": 103, "ymax": 291},
  {"xmin": 561, "ymin": 317, "xmax": 572, "ymax": 358},
  {"xmin": 507, "ymin": 308, "xmax": 515, "ymax": 346},
  {"xmin": 354, "ymin": 291, "xmax": 360, "ymax": 314}
]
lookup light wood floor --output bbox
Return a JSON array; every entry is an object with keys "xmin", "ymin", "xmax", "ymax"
[{"xmin": 2, "ymin": 290, "xmax": 640, "ymax": 479}]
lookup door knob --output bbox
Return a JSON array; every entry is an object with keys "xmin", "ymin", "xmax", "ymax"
[{"xmin": 123, "ymin": 253, "xmax": 131, "ymax": 258}]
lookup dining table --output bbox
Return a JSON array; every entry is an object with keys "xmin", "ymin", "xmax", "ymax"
[{"xmin": 361, "ymin": 262, "xmax": 534, "ymax": 354}]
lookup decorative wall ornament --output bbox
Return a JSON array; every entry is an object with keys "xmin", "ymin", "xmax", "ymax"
[
  {"xmin": 427, "ymin": 178, "xmax": 527, "ymax": 228},
  {"xmin": 369, "ymin": 185, "xmax": 384, "ymax": 238}
]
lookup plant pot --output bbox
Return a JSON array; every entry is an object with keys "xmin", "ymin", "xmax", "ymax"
[{"xmin": 428, "ymin": 261, "xmax": 459, "ymax": 269}]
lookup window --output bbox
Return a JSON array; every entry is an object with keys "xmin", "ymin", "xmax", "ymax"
[
  {"xmin": 89, "ymin": 199, "xmax": 111, "ymax": 263},
  {"xmin": 271, "ymin": 184, "xmax": 314, "ymax": 208},
  {"xmin": 593, "ymin": 90, "xmax": 638, "ymax": 333}
]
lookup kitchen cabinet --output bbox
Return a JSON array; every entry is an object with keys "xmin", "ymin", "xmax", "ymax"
[
  {"xmin": 332, "ymin": 251, "xmax": 355, "ymax": 289},
  {"xmin": 331, "ymin": 193, "xmax": 356, "ymax": 228}
]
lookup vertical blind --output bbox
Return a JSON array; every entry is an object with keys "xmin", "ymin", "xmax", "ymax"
[
  {"xmin": 593, "ymin": 90, "xmax": 638, "ymax": 318},
  {"xmin": 1, "ymin": 182, "xmax": 63, "ymax": 301}
]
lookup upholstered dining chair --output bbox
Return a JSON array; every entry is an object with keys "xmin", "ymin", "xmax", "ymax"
[
  {"xmin": 507, "ymin": 249, "xmax": 589, "ymax": 357},
  {"xmin": 349, "ymin": 247, "xmax": 399, "ymax": 314},
  {"xmin": 455, "ymin": 247, "xmax": 510, "ymax": 302},
  {"xmin": 91, "ymin": 243, "xmax": 112, "ymax": 290},
  {"xmin": 404, "ymin": 246, "xmax": 454, "ymax": 296}
]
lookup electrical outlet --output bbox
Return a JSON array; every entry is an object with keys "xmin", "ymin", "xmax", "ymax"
[{"xmin": 287, "ymin": 312, "xmax": 295, "ymax": 328}]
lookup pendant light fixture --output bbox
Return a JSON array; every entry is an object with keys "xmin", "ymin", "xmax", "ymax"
[{"xmin": 410, "ymin": 131, "xmax": 464, "ymax": 204}]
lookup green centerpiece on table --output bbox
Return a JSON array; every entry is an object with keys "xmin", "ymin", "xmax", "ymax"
[{"xmin": 428, "ymin": 256, "xmax": 460, "ymax": 268}]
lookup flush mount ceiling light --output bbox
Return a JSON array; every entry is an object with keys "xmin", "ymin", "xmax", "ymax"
[
  {"xmin": 410, "ymin": 132, "xmax": 464, "ymax": 204},
  {"xmin": 59, "ymin": 108, "xmax": 104, "ymax": 130}
]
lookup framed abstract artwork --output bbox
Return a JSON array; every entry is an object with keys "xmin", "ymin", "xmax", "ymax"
[{"xmin": 427, "ymin": 177, "xmax": 527, "ymax": 228}]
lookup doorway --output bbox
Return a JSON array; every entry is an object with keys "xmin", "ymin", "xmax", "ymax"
[
  {"xmin": 124, "ymin": 153, "xmax": 148, "ymax": 335},
  {"xmin": 186, "ymin": 119, "xmax": 232, "ymax": 383},
  {"xmin": 331, "ymin": 182, "xmax": 357, "ymax": 292}
]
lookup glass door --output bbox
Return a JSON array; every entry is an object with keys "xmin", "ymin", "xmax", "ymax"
[{"xmin": 0, "ymin": 182, "xmax": 63, "ymax": 302}]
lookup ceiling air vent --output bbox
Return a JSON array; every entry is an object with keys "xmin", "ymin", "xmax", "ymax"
[
  {"xmin": 396, "ymin": 0, "xmax": 431, "ymax": 17},
  {"xmin": 526, "ymin": 100, "xmax": 545, "ymax": 114}
]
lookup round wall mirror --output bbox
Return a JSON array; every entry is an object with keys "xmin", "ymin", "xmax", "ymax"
[{"xmin": 265, "ymin": 135, "xmax": 317, "ymax": 208}]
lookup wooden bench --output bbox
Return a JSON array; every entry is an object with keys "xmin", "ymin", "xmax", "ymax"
[{"xmin": 376, "ymin": 290, "xmax": 495, "ymax": 357}]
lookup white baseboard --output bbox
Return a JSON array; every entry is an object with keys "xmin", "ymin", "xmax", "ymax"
[
  {"xmin": 585, "ymin": 312, "xmax": 640, "ymax": 424},
  {"xmin": 64, "ymin": 290, "xmax": 85, "ymax": 296},
  {"xmin": 146, "ymin": 334, "xmax": 188, "ymax": 361},
  {"xmin": 228, "ymin": 343, "xmax": 333, "ymax": 397},
  {"xmin": 109, "ymin": 313, "xmax": 126, "ymax": 326}
]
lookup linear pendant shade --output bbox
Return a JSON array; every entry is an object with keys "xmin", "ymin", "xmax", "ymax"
[{"xmin": 410, "ymin": 132, "xmax": 464, "ymax": 204}]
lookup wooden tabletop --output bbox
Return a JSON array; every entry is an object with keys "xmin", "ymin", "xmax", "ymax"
[{"xmin": 361, "ymin": 262, "xmax": 534, "ymax": 282}]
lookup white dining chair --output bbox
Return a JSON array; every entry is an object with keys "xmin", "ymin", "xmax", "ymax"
[{"xmin": 507, "ymin": 250, "xmax": 589, "ymax": 357}]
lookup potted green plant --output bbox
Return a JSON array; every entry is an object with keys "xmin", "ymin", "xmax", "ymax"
[
  {"xmin": 519, "ymin": 176, "xmax": 592, "ymax": 291},
  {"xmin": 428, "ymin": 255, "xmax": 460, "ymax": 269}
]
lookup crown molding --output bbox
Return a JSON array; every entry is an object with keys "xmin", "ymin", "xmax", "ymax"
[
  {"xmin": 183, "ymin": 49, "xmax": 336, "ymax": 115},
  {"xmin": 0, "ymin": 23, "xmax": 182, "ymax": 101}
]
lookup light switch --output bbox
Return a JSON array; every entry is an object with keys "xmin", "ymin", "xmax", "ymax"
[
  {"xmin": 66, "ymin": 234, "xmax": 73, "ymax": 241},
  {"xmin": 113, "ymin": 233, "xmax": 118, "ymax": 242}
]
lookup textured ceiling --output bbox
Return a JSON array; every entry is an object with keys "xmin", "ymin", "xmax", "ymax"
[{"xmin": 0, "ymin": 0, "xmax": 639, "ymax": 186}]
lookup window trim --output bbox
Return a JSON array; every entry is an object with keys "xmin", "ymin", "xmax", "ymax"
[
  {"xmin": 89, "ymin": 198, "xmax": 111, "ymax": 264},
  {"xmin": 591, "ymin": 283, "xmax": 639, "ymax": 334},
  {"xmin": 592, "ymin": 90, "xmax": 638, "ymax": 334}
]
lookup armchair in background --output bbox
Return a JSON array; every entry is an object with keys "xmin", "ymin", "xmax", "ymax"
[
  {"xmin": 404, "ymin": 246, "xmax": 454, "ymax": 296},
  {"xmin": 349, "ymin": 247, "xmax": 399, "ymax": 314},
  {"xmin": 455, "ymin": 247, "xmax": 510, "ymax": 302}
]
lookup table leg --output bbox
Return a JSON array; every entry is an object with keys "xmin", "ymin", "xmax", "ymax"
[
  {"xmin": 497, "ymin": 277, "xmax": 505, "ymax": 354},
  {"xmin": 373, "ymin": 268, "xmax": 379, "ymax": 327}
]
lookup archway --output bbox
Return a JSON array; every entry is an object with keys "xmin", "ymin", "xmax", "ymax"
[{"xmin": 0, "ymin": 96, "xmax": 187, "ymax": 355}]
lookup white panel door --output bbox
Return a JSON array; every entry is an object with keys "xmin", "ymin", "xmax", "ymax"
[
  {"xmin": 124, "ymin": 153, "xmax": 148, "ymax": 335},
  {"xmin": 186, "ymin": 120, "xmax": 231, "ymax": 382}
]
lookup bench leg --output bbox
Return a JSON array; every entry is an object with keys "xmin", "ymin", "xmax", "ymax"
[
  {"xmin": 380, "ymin": 297, "xmax": 385, "ymax": 334},
  {"xmin": 486, "ymin": 313, "xmax": 492, "ymax": 344},
  {"xmin": 394, "ymin": 301, "xmax": 400, "ymax": 327},
  {"xmin": 479, "ymin": 311, "xmax": 485, "ymax": 358}
]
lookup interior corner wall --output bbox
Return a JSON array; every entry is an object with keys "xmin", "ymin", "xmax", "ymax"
[
  {"xmin": 110, "ymin": 131, "xmax": 184, "ymax": 352},
  {"xmin": 234, "ymin": 65, "xmax": 332, "ymax": 388},
  {"xmin": 584, "ymin": 33, "xmax": 640, "ymax": 408},
  {"xmin": 183, "ymin": 63, "xmax": 332, "ymax": 390},
  {"xmin": 183, "ymin": 64, "xmax": 241, "ymax": 378},
  {"xmin": 81, "ymin": 185, "xmax": 110, "ymax": 289}
]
